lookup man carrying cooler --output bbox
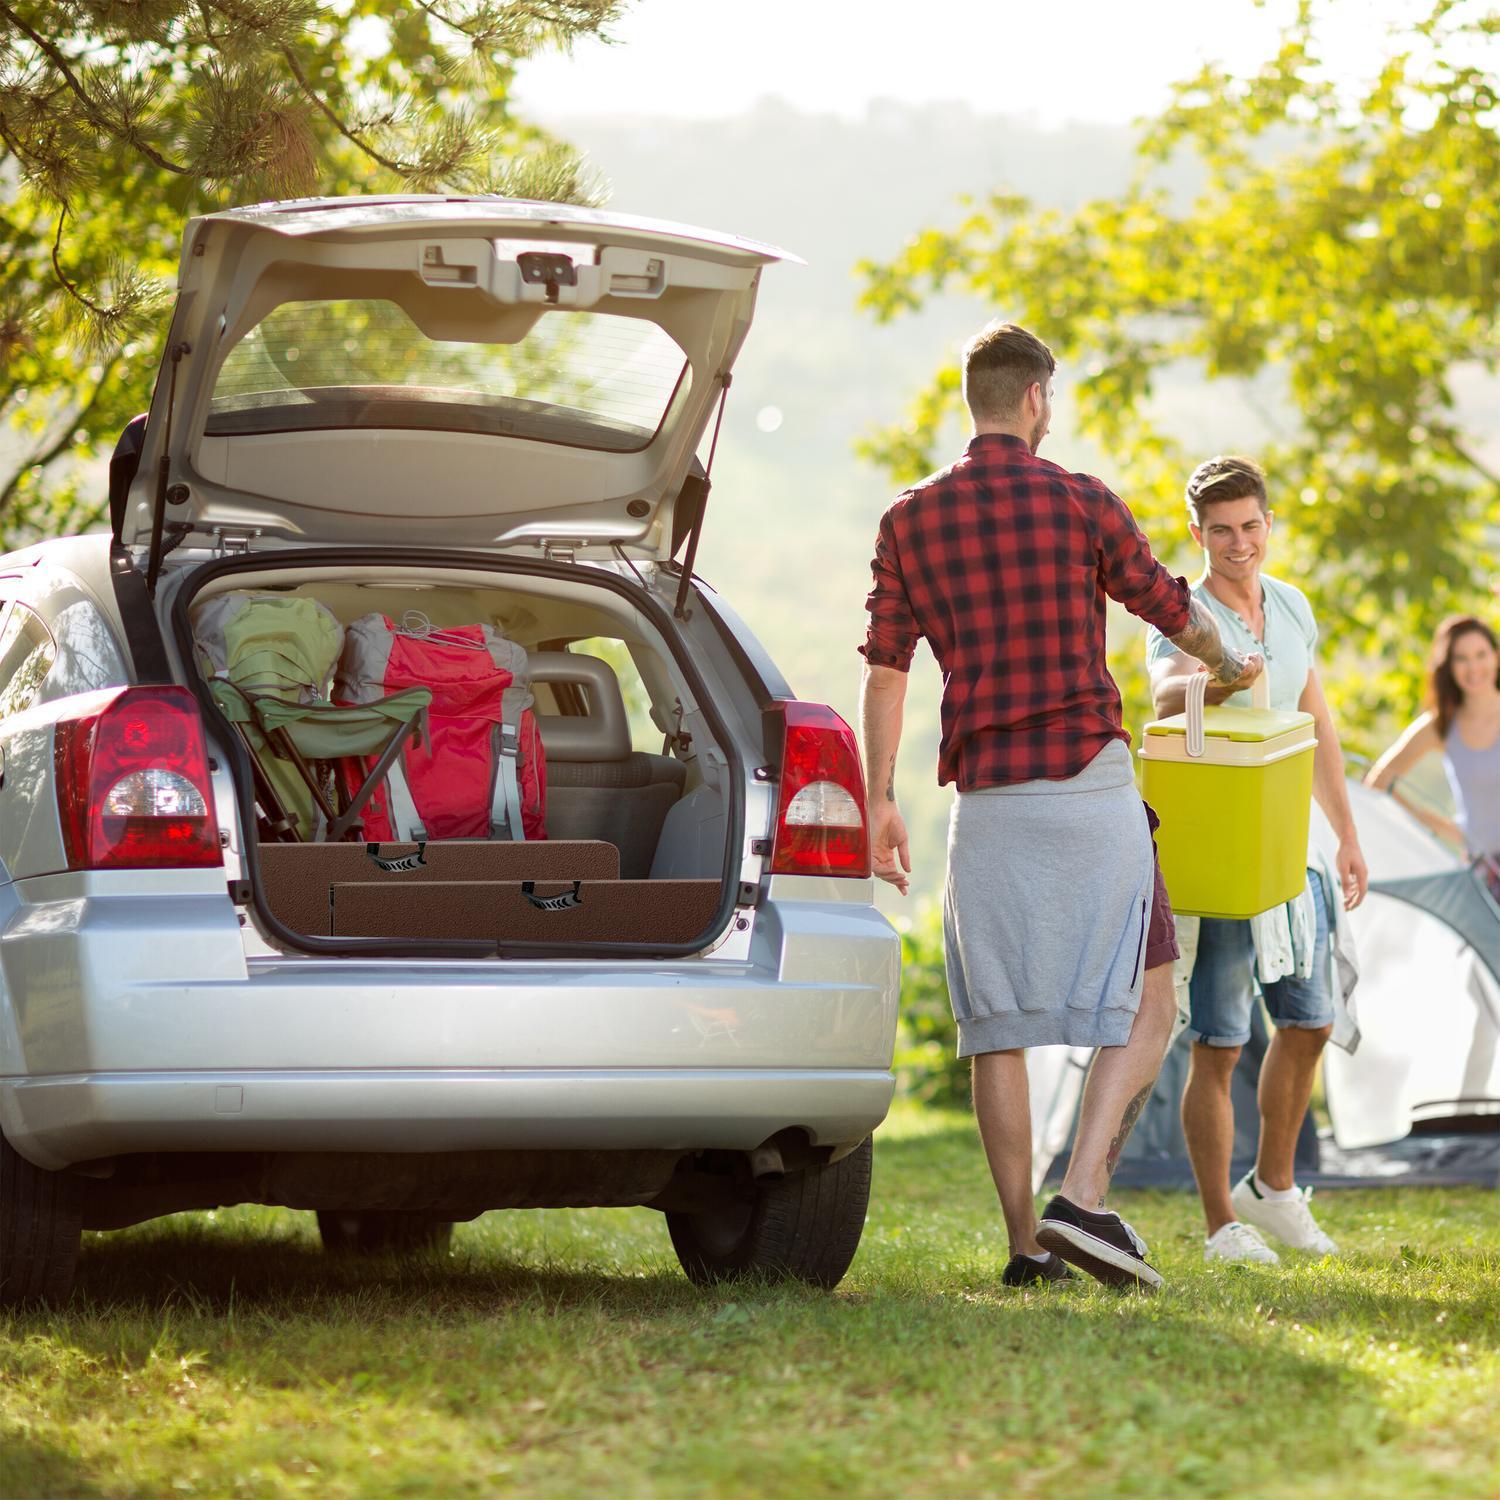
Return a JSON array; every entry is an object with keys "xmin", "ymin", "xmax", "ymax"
[
  {"xmin": 860, "ymin": 322, "xmax": 1259, "ymax": 1293},
  {"xmin": 1146, "ymin": 456, "xmax": 1368, "ymax": 1266}
]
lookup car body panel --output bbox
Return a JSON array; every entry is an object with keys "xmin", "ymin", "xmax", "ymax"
[
  {"xmin": 2, "ymin": 880, "xmax": 892, "ymax": 1076},
  {"xmin": 0, "ymin": 710, "xmax": 71, "ymax": 886},
  {"xmin": 5, "ymin": 1070, "xmax": 895, "ymax": 1170},
  {"xmin": 194, "ymin": 197, "xmax": 799, "ymax": 264},
  {"xmin": 0, "ymin": 547, "xmax": 132, "ymax": 886},
  {"xmin": 122, "ymin": 197, "xmax": 801, "ymax": 559},
  {"xmin": 0, "ymin": 870, "xmax": 898, "ymax": 1169}
]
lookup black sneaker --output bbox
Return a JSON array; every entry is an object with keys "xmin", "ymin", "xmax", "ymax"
[
  {"xmin": 1035, "ymin": 1195, "xmax": 1164, "ymax": 1291},
  {"xmin": 1001, "ymin": 1251, "xmax": 1077, "ymax": 1288}
]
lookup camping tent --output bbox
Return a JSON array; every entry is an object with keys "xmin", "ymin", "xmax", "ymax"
[
  {"xmin": 1324, "ymin": 783, "xmax": 1499, "ymax": 1148},
  {"xmin": 1032, "ymin": 779, "xmax": 1500, "ymax": 1190}
]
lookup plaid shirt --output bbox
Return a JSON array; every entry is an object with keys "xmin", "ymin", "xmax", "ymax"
[{"xmin": 861, "ymin": 433, "xmax": 1192, "ymax": 789}]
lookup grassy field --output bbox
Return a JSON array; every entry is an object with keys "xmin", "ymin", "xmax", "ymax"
[{"xmin": 3, "ymin": 1104, "xmax": 1496, "ymax": 1499}]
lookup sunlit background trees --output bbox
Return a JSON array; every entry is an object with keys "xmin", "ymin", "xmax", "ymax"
[
  {"xmin": 0, "ymin": 0, "xmax": 620, "ymax": 545},
  {"xmin": 859, "ymin": 0, "xmax": 1498, "ymax": 743}
]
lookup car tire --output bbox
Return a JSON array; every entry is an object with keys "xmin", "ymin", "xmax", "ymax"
[
  {"xmin": 1, "ymin": 1130, "xmax": 83, "ymax": 1306},
  {"xmin": 315, "ymin": 1210, "xmax": 454, "ymax": 1256},
  {"xmin": 666, "ymin": 1137, "xmax": 872, "ymax": 1290}
]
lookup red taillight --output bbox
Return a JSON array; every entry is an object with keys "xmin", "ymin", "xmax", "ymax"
[
  {"xmin": 54, "ymin": 687, "xmax": 222, "ymax": 871},
  {"xmin": 768, "ymin": 701, "xmax": 871, "ymax": 878}
]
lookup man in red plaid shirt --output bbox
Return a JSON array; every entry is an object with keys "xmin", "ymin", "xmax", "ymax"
[{"xmin": 860, "ymin": 322, "xmax": 1262, "ymax": 1292}]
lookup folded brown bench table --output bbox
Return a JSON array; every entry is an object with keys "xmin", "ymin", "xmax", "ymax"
[
  {"xmin": 327, "ymin": 879, "xmax": 723, "ymax": 946},
  {"xmin": 259, "ymin": 840, "xmax": 621, "ymax": 936}
]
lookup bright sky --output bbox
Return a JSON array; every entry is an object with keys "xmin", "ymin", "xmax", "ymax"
[{"xmin": 513, "ymin": 0, "xmax": 1434, "ymax": 126}]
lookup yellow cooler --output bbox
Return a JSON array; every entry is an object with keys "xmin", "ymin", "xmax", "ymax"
[{"xmin": 1139, "ymin": 673, "xmax": 1317, "ymax": 919}]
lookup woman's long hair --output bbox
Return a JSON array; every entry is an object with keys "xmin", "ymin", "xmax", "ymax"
[{"xmin": 1426, "ymin": 615, "xmax": 1500, "ymax": 737}]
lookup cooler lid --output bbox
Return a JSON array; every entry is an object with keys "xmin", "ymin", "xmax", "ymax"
[{"xmin": 1144, "ymin": 706, "xmax": 1315, "ymax": 745}]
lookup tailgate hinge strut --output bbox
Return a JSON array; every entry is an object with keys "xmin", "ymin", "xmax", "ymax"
[{"xmin": 674, "ymin": 371, "xmax": 732, "ymax": 622}]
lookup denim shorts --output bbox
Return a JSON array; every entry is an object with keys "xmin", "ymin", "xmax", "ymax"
[{"xmin": 1185, "ymin": 869, "xmax": 1334, "ymax": 1048}]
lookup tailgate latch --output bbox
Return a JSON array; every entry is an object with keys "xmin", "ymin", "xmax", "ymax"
[{"xmin": 212, "ymin": 526, "xmax": 260, "ymax": 557}]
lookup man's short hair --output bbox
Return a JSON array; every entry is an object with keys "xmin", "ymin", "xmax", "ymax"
[
  {"xmin": 1184, "ymin": 455, "xmax": 1269, "ymax": 526},
  {"xmin": 962, "ymin": 322, "xmax": 1055, "ymax": 421}
]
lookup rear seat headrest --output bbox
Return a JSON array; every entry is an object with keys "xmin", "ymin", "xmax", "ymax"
[{"xmin": 530, "ymin": 652, "xmax": 632, "ymax": 762}]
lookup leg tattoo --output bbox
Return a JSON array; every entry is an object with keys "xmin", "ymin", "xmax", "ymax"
[{"xmin": 1100, "ymin": 1082, "xmax": 1155, "ymax": 1205}]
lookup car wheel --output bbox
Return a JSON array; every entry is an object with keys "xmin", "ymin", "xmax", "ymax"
[
  {"xmin": 315, "ymin": 1210, "xmax": 454, "ymax": 1256},
  {"xmin": 1, "ymin": 1130, "xmax": 83, "ymax": 1306},
  {"xmin": 666, "ymin": 1137, "xmax": 872, "ymax": 1290}
]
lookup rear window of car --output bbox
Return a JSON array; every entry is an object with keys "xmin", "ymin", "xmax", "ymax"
[
  {"xmin": 566, "ymin": 637, "xmax": 659, "ymax": 753},
  {"xmin": 208, "ymin": 299, "xmax": 689, "ymax": 453}
]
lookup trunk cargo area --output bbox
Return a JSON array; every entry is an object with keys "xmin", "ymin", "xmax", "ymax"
[{"xmin": 172, "ymin": 552, "xmax": 744, "ymax": 957}]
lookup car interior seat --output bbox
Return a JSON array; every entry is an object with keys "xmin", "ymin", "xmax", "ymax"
[{"xmin": 531, "ymin": 652, "xmax": 686, "ymax": 879}]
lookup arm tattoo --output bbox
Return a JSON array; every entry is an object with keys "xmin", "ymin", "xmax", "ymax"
[
  {"xmin": 885, "ymin": 756, "xmax": 897, "ymax": 802},
  {"xmin": 1168, "ymin": 597, "xmax": 1247, "ymax": 687},
  {"xmin": 1100, "ymin": 1082, "xmax": 1155, "ymax": 1203}
]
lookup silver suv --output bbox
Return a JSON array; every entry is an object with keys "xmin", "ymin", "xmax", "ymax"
[{"xmin": 0, "ymin": 198, "xmax": 899, "ymax": 1304}]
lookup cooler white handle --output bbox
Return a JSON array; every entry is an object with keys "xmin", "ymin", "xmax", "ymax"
[{"xmin": 1185, "ymin": 660, "xmax": 1270, "ymax": 758}]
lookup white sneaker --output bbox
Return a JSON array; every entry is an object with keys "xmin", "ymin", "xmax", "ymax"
[
  {"xmin": 1231, "ymin": 1171, "xmax": 1339, "ymax": 1254},
  {"xmin": 1204, "ymin": 1220, "xmax": 1280, "ymax": 1264}
]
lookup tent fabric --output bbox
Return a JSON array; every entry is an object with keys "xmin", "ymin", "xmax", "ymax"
[
  {"xmin": 1034, "ymin": 1008, "xmax": 1321, "ymax": 1192},
  {"xmin": 1028, "ymin": 778, "xmax": 1499, "ymax": 1187},
  {"xmin": 1368, "ymin": 866, "xmax": 1500, "ymax": 995},
  {"xmin": 1324, "ymin": 888, "xmax": 1500, "ymax": 1148},
  {"xmin": 1325, "ymin": 787, "xmax": 1500, "ymax": 1149}
]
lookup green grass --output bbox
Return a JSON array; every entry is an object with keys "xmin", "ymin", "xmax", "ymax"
[{"xmin": 3, "ymin": 1105, "xmax": 1497, "ymax": 1499}]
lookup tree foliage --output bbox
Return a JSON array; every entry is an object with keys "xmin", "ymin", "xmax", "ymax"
[
  {"xmin": 891, "ymin": 909, "xmax": 969, "ymax": 1107},
  {"xmin": 858, "ymin": 0, "xmax": 1500, "ymax": 743},
  {"xmin": 0, "ymin": 0, "xmax": 623, "ymax": 547}
]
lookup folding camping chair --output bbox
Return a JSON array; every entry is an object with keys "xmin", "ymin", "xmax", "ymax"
[{"xmin": 195, "ymin": 593, "xmax": 431, "ymax": 842}]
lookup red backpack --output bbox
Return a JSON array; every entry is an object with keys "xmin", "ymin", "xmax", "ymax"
[{"xmin": 335, "ymin": 613, "xmax": 546, "ymax": 842}]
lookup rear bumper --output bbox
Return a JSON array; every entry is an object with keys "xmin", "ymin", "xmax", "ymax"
[
  {"xmin": 2, "ymin": 1068, "xmax": 896, "ymax": 1168},
  {"xmin": 0, "ymin": 876, "xmax": 901, "ymax": 1169}
]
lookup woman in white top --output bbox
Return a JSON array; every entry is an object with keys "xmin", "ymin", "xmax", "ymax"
[{"xmin": 1365, "ymin": 616, "xmax": 1500, "ymax": 885}]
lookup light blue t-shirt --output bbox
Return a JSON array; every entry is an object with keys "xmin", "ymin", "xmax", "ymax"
[{"xmin": 1144, "ymin": 573, "xmax": 1318, "ymax": 710}]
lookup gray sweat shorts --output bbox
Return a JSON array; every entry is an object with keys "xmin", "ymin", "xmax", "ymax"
[{"xmin": 942, "ymin": 740, "xmax": 1155, "ymax": 1055}]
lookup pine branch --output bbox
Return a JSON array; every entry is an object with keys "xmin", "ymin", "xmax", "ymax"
[
  {"xmin": 47, "ymin": 209, "xmax": 169, "ymax": 353},
  {"xmin": 414, "ymin": 0, "xmax": 623, "ymax": 52},
  {"xmin": 0, "ymin": 303, "xmax": 34, "ymax": 370},
  {"xmin": 277, "ymin": 43, "xmax": 412, "ymax": 175},
  {"xmin": 183, "ymin": 61, "xmax": 317, "ymax": 193},
  {"xmin": 412, "ymin": 0, "xmax": 482, "ymax": 40},
  {"xmin": 0, "ymin": 2, "xmax": 189, "ymax": 177},
  {"xmin": 48, "ymin": 209, "xmax": 110, "ymax": 319}
]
